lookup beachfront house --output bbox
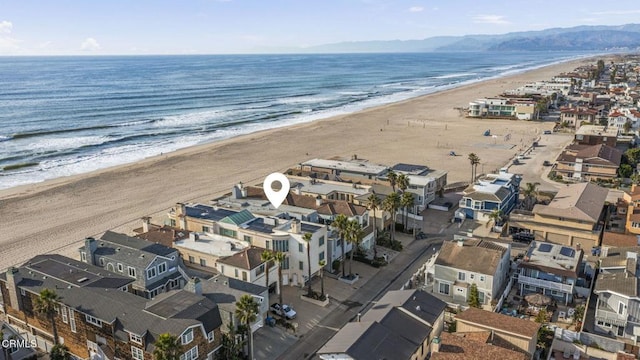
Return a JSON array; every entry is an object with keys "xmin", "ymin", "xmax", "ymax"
[
  {"xmin": 518, "ymin": 241, "xmax": 584, "ymax": 305},
  {"xmin": 467, "ymin": 97, "xmax": 537, "ymax": 120},
  {"xmin": 560, "ymin": 107, "xmax": 599, "ymax": 130},
  {"xmin": 390, "ymin": 163, "xmax": 448, "ymax": 213},
  {"xmin": 433, "ymin": 239, "xmax": 510, "ymax": 307},
  {"xmin": 318, "ymin": 289, "xmax": 447, "ymax": 360},
  {"xmin": 168, "ymin": 204, "xmax": 328, "ymax": 287},
  {"xmin": 554, "ymin": 143, "xmax": 622, "ymax": 182},
  {"xmin": 0, "ymin": 255, "xmax": 224, "ymax": 360},
  {"xmin": 298, "ymin": 158, "xmax": 388, "ymax": 183},
  {"xmin": 508, "ymin": 182, "xmax": 608, "ymax": 249},
  {"xmin": 574, "ymin": 125, "xmax": 618, "ymax": 147},
  {"xmin": 456, "ymin": 171, "xmax": 520, "ymax": 221},
  {"xmin": 214, "ymin": 246, "xmax": 279, "ymax": 294},
  {"xmin": 78, "ymin": 231, "xmax": 188, "ymax": 299}
]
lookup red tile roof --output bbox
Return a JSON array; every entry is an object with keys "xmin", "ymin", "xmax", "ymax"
[{"xmin": 431, "ymin": 332, "xmax": 528, "ymax": 360}]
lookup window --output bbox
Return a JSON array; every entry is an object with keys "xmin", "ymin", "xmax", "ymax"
[
  {"xmin": 158, "ymin": 263, "xmax": 167, "ymax": 274},
  {"xmin": 200, "ymin": 259, "xmax": 207, "ymax": 267},
  {"xmin": 273, "ymin": 239, "xmax": 289, "ymax": 252},
  {"xmin": 299, "ymin": 261, "xmax": 304, "ymax": 270},
  {"xmin": 242, "ymin": 271, "xmax": 247, "ymax": 281},
  {"xmin": 130, "ymin": 333, "xmax": 143, "ymax": 345},
  {"xmin": 220, "ymin": 228, "xmax": 237, "ymax": 238},
  {"xmin": 234, "ymin": 269, "xmax": 239, "ymax": 278},
  {"xmin": 319, "ymin": 251, "xmax": 325, "ymax": 261},
  {"xmin": 480, "ymin": 275, "xmax": 485, "ymax": 282},
  {"xmin": 86, "ymin": 315, "xmax": 103, "ymax": 327},
  {"xmin": 281, "ymin": 257, "xmax": 290, "ymax": 270},
  {"xmin": 618, "ymin": 302, "xmax": 625, "ymax": 315},
  {"xmin": 61, "ymin": 306, "xmax": 68, "ymax": 324},
  {"xmin": 439, "ymin": 283, "xmax": 450, "ymax": 295},
  {"xmin": 266, "ymin": 240, "xmax": 270, "ymax": 250},
  {"xmin": 458, "ymin": 272, "xmax": 466, "ymax": 281},
  {"xmin": 81, "ymin": 252, "xmax": 87, "ymax": 262},
  {"xmin": 189, "ymin": 256, "xmax": 195, "ymax": 264},
  {"xmin": 117, "ymin": 263, "xmax": 124, "ymax": 272},
  {"xmin": 207, "ymin": 331, "xmax": 215, "ymax": 343},
  {"xmin": 202, "ymin": 226, "xmax": 210, "ymax": 233},
  {"xmin": 69, "ymin": 309, "xmax": 76, "ymax": 333},
  {"xmin": 319, "ymin": 236, "xmax": 325, "ymax": 246},
  {"xmin": 180, "ymin": 346, "xmax": 198, "ymax": 360},
  {"xmin": 256, "ymin": 264, "xmax": 265, "ymax": 276},
  {"xmin": 131, "ymin": 346, "xmax": 144, "ymax": 360},
  {"xmin": 181, "ymin": 329, "xmax": 194, "ymax": 345},
  {"xmin": 147, "ymin": 267, "xmax": 157, "ymax": 280},
  {"xmin": 478, "ymin": 291, "xmax": 486, "ymax": 304},
  {"xmin": 244, "ymin": 235, "xmax": 252, "ymax": 243},
  {"xmin": 170, "ymin": 219, "xmax": 176, "ymax": 227},
  {"xmin": 99, "ymin": 258, "xmax": 105, "ymax": 266},
  {"xmin": 470, "ymin": 274, "xmax": 475, "ymax": 280},
  {"xmin": 299, "ymin": 243, "xmax": 304, "ymax": 253},
  {"xmin": 128, "ymin": 266, "xmax": 136, "ymax": 278}
]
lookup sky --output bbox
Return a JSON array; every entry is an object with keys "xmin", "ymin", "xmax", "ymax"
[{"xmin": 2, "ymin": 0, "xmax": 640, "ymax": 55}]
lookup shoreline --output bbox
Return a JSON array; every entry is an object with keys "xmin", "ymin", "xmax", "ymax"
[{"xmin": 0, "ymin": 55, "xmax": 598, "ymax": 270}]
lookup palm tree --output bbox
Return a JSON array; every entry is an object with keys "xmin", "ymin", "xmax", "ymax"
[
  {"xmin": 34, "ymin": 288, "xmax": 60, "ymax": 345},
  {"xmin": 235, "ymin": 295, "xmax": 259, "ymax": 360},
  {"xmin": 153, "ymin": 333, "xmax": 181, "ymax": 360},
  {"xmin": 488, "ymin": 209, "xmax": 504, "ymax": 229},
  {"xmin": 366, "ymin": 192, "xmax": 381, "ymax": 241},
  {"xmin": 521, "ymin": 182, "xmax": 540, "ymax": 211},
  {"xmin": 50, "ymin": 344, "xmax": 72, "ymax": 360},
  {"xmin": 401, "ymin": 192, "xmax": 415, "ymax": 231},
  {"xmin": 346, "ymin": 220, "xmax": 364, "ymax": 276},
  {"xmin": 383, "ymin": 192, "xmax": 401, "ymax": 243},
  {"xmin": 386, "ymin": 170, "xmax": 398, "ymax": 192},
  {"xmin": 302, "ymin": 232, "xmax": 313, "ymax": 297},
  {"xmin": 397, "ymin": 174, "xmax": 409, "ymax": 193},
  {"xmin": 260, "ymin": 250, "xmax": 274, "ymax": 294},
  {"xmin": 273, "ymin": 251, "xmax": 286, "ymax": 306},
  {"xmin": 624, "ymin": 120, "xmax": 633, "ymax": 134},
  {"xmin": 217, "ymin": 324, "xmax": 242, "ymax": 360},
  {"xmin": 468, "ymin": 153, "xmax": 480, "ymax": 183},
  {"xmin": 318, "ymin": 260, "xmax": 327, "ymax": 298},
  {"xmin": 331, "ymin": 214, "xmax": 349, "ymax": 277}
]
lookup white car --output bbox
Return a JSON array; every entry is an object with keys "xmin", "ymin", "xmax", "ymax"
[{"xmin": 270, "ymin": 303, "xmax": 297, "ymax": 319}]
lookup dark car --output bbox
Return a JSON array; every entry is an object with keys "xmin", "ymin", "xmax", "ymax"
[
  {"xmin": 415, "ymin": 232, "xmax": 428, "ymax": 240},
  {"xmin": 543, "ymin": 160, "xmax": 552, "ymax": 166},
  {"xmin": 543, "ymin": 130, "xmax": 552, "ymax": 134},
  {"xmin": 512, "ymin": 232, "xmax": 534, "ymax": 243}
]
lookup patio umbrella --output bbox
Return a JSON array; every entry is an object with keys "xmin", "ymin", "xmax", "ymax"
[{"xmin": 525, "ymin": 293, "xmax": 552, "ymax": 306}]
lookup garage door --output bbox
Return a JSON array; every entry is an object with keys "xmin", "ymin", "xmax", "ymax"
[{"xmin": 546, "ymin": 232, "xmax": 569, "ymax": 245}]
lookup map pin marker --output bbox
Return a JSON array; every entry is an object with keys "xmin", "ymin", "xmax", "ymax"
[{"xmin": 263, "ymin": 172, "xmax": 290, "ymax": 209}]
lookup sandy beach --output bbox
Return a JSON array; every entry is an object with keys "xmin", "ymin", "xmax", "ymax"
[{"xmin": 0, "ymin": 58, "xmax": 592, "ymax": 270}]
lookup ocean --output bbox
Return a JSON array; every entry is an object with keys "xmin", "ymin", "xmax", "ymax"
[{"xmin": 0, "ymin": 51, "xmax": 594, "ymax": 190}]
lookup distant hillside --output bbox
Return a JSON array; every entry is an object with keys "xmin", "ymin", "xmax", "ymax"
[{"xmin": 303, "ymin": 24, "xmax": 640, "ymax": 53}]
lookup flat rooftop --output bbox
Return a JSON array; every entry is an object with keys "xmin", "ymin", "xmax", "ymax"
[
  {"xmin": 301, "ymin": 158, "xmax": 388, "ymax": 176},
  {"xmin": 521, "ymin": 241, "xmax": 582, "ymax": 276},
  {"xmin": 288, "ymin": 176, "xmax": 371, "ymax": 197},
  {"xmin": 575, "ymin": 125, "xmax": 618, "ymax": 137},
  {"xmin": 174, "ymin": 233, "xmax": 248, "ymax": 257}
]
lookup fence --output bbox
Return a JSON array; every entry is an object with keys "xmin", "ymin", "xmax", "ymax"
[
  {"xmin": 493, "ymin": 272, "xmax": 515, "ymax": 312},
  {"xmin": 579, "ymin": 332, "xmax": 626, "ymax": 354}
]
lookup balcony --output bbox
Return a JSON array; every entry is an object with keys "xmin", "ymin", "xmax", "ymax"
[{"xmin": 518, "ymin": 274, "xmax": 573, "ymax": 293}]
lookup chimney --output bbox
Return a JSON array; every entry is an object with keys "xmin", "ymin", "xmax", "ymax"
[
  {"xmin": 291, "ymin": 219, "xmax": 301, "ymax": 234},
  {"xmin": 431, "ymin": 337, "xmax": 441, "ymax": 353},
  {"xmin": 185, "ymin": 277, "xmax": 202, "ymax": 296},
  {"xmin": 315, "ymin": 195, "xmax": 322, "ymax": 207},
  {"xmin": 84, "ymin": 237, "xmax": 97, "ymax": 265},
  {"xmin": 232, "ymin": 183, "xmax": 245, "ymax": 199},
  {"xmin": 293, "ymin": 183, "xmax": 302, "ymax": 195},
  {"xmin": 141, "ymin": 217, "xmax": 151, "ymax": 233},
  {"xmin": 189, "ymin": 232, "xmax": 199, "ymax": 241},
  {"xmin": 6, "ymin": 267, "xmax": 23, "ymax": 311},
  {"xmin": 576, "ymin": 243, "xmax": 581, "ymax": 252},
  {"xmin": 176, "ymin": 202, "xmax": 186, "ymax": 217}
]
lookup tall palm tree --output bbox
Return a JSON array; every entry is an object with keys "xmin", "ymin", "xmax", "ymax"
[
  {"xmin": 318, "ymin": 260, "xmax": 327, "ymax": 298},
  {"xmin": 260, "ymin": 250, "xmax": 274, "ymax": 294},
  {"xmin": 235, "ymin": 295, "xmax": 259, "ymax": 360},
  {"xmin": 366, "ymin": 192, "xmax": 381, "ymax": 241},
  {"xmin": 331, "ymin": 214, "xmax": 349, "ymax": 277},
  {"xmin": 302, "ymin": 232, "xmax": 313, "ymax": 297},
  {"xmin": 386, "ymin": 170, "xmax": 398, "ymax": 192},
  {"xmin": 383, "ymin": 192, "xmax": 401, "ymax": 243},
  {"xmin": 273, "ymin": 251, "xmax": 286, "ymax": 306},
  {"xmin": 401, "ymin": 191, "xmax": 415, "ymax": 231},
  {"xmin": 521, "ymin": 182, "xmax": 540, "ymax": 211},
  {"xmin": 468, "ymin": 153, "xmax": 480, "ymax": 183},
  {"xmin": 153, "ymin": 333, "xmax": 181, "ymax": 360},
  {"xmin": 397, "ymin": 174, "xmax": 409, "ymax": 193},
  {"xmin": 346, "ymin": 220, "xmax": 364, "ymax": 276},
  {"xmin": 34, "ymin": 288, "xmax": 60, "ymax": 345}
]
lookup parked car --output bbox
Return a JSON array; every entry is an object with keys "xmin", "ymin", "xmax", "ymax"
[
  {"xmin": 415, "ymin": 232, "xmax": 428, "ymax": 240},
  {"xmin": 512, "ymin": 232, "xmax": 534, "ymax": 243},
  {"xmin": 270, "ymin": 303, "xmax": 297, "ymax": 319},
  {"xmin": 543, "ymin": 160, "xmax": 552, "ymax": 166},
  {"xmin": 543, "ymin": 130, "xmax": 552, "ymax": 134}
]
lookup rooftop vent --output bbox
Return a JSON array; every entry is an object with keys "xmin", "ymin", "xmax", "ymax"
[{"xmin": 77, "ymin": 277, "xmax": 89, "ymax": 283}]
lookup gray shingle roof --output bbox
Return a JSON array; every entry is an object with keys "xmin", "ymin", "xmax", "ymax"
[
  {"xmin": 533, "ymin": 183, "xmax": 607, "ymax": 223},
  {"xmin": 346, "ymin": 322, "xmax": 417, "ymax": 360},
  {"xmin": 595, "ymin": 272, "xmax": 639, "ymax": 298},
  {"xmin": 100, "ymin": 231, "xmax": 176, "ymax": 257},
  {"xmin": 435, "ymin": 240, "xmax": 507, "ymax": 276}
]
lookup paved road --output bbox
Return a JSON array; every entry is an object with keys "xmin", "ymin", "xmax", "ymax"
[{"xmin": 277, "ymin": 235, "xmax": 443, "ymax": 360}]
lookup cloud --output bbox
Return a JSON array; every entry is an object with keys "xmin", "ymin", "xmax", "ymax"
[
  {"xmin": 472, "ymin": 15, "xmax": 510, "ymax": 25},
  {"xmin": 81, "ymin": 37, "xmax": 101, "ymax": 51},
  {"xmin": 0, "ymin": 20, "xmax": 12, "ymax": 34},
  {"xmin": 0, "ymin": 20, "xmax": 21, "ymax": 53},
  {"xmin": 591, "ymin": 9, "xmax": 640, "ymax": 16},
  {"xmin": 409, "ymin": 6, "xmax": 424, "ymax": 13}
]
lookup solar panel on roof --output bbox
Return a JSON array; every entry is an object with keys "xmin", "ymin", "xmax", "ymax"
[
  {"xmin": 559, "ymin": 247, "xmax": 575, "ymax": 258},
  {"xmin": 538, "ymin": 243, "xmax": 553, "ymax": 253}
]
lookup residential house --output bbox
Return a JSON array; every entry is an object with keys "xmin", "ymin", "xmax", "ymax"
[
  {"xmin": 0, "ymin": 322, "xmax": 37, "ymax": 360},
  {"xmin": 317, "ymin": 289, "xmax": 446, "ymax": 360},
  {"xmin": 457, "ymin": 171, "xmax": 520, "ymax": 220},
  {"xmin": 508, "ymin": 182, "xmax": 608, "ymax": 249},
  {"xmin": 554, "ymin": 143, "xmax": 622, "ymax": 182},
  {"xmin": 133, "ymin": 217, "xmax": 191, "ymax": 248},
  {"xmin": 518, "ymin": 241, "xmax": 584, "ymax": 305},
  {"xmin": 173, "ymin": 231, "xmax": 249, "ymax": 272},
  {"xmin": 561, "ymin": 106, "xmax": 599, "ymax": 130},
  {"xmin": 593, "ymin": 247, "xmax": 640, "ymax": 339},
  {"xmin": 433, "ymin": 239, "xmax": 511, "ymax": 307},
  {"xmin": 429, "ymin": 332, "xmax": 528, "ymax": 360},
  {"xmin": 390, "ymin": 163, "xmax": 448, "ymax": 213},
  {"xmin": 215, "ymin": 247, "xmax": 278, "ymax": 294},
  {"xmin": 574, "ymin": 125, "xmax": 618, "ymax": 147},
  {"xmin": 168, "ymin": 204, "xmax": 328, "ymax": 287},
  {"xmin": 78, "ymin": 231, "xmax": 188, "ymax": 299},
  {"xmin": 467, "ymin": 97, "xmax": 537, "ymax": 120},
  {"xmin": 0, "ymin": 255, "xmax": 223, "ymax": 360},
  {"xmin": 298, "ymin": 158, "xmax": 388, "ymax": 182},
  {"xmin": 453, "ymin": 307, "xmax": 541, "ymax": 358},
  {"xmin": 624, "ymin": 185, "xmax": 640, "ymax": 236}
]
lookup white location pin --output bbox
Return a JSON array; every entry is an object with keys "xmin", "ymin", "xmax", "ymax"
[{"xmin": 263, "ymin": 172, "xmax": 290, "ymax": 209}]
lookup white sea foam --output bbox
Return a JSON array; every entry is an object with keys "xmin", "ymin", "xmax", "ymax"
[
  {"xmin": 25, "ymin": 136, "xmax": 112, "ymax": 152},
  {"xmin": 433, "ymin": 72, "xmax": 477, "ymax": 79},
  {"xmin": 153, "ymin": 109, "xmax": 230, "ymax": 127}
]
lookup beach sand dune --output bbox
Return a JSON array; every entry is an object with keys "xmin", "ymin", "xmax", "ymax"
[{"xmin": 0, "ymin": 59, "xmax": 589, "ymax": 270}]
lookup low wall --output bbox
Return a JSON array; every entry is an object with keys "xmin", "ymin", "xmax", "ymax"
[{"xmin": 579, "ymin": 332, "xmax": 626, "ymax": 354}]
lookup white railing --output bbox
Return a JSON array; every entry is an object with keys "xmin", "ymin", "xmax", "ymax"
[{"xmin": 518, "ymin": 274, "xmax": 573, "ymax": 293}]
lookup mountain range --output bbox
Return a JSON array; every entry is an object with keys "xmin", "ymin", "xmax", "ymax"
[{"xmin": 303, "ymin": 24, "xmax": 640, "ymax": 53}]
